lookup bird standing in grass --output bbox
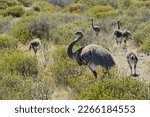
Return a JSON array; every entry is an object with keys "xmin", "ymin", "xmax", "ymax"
[
  {"xmin": 122, "ymin": 29, "xmax": 131, "ymax": 46},
  {"xmin": 90, "ymin": 18, "xmax": 100, "ymax": 37},
  {"xmin": 126, "ymin": 52, "xmax": 138, "ymax": 77},
  {"xmin": 67, "ymin": 31, "xmax": 115, "ymax": 78},
  {"xmin": 29, "ymin": 38, "xmax": 42, "ymax": 54},
  {"xmin": 114, "ymin": 20, "xmax": 123, "ymax": 46}
]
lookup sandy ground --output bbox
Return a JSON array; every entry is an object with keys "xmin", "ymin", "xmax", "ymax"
[{"xmin": 112, "ymin": 42, "xmax": 150, "ymax": 82}]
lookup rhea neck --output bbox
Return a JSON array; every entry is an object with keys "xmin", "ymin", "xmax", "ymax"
[
  {"xmin": 91, "ymin": 19, "xmax": 95, "ymax": 28},
  {"xmin": 117, "ymin": 21, "xmax": 120, "ymax": 29},
  {"xmin": 67, "ymin": 33, "xmax": 83, "ymax": 59}
]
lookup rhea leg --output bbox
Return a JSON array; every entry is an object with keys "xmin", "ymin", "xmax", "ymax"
[
  {"xmin": 116, "ymin": 37, "xmax": 122, "ymax": 47},
  {"xmin": 129, "ymin": 65, "xmax": 132, "ymax": 76},
  {"xmin": 88, "ymin": 64, "xmax": 97, "ymax": 78},
  {"xmin": 33, "ymin": 46, "xmax": 37, "ymax": 53},
  {"xmin": 92, "ymin": 70, "xmax": 97, "ymax": 78},
  {"xmin": 133, "ymin": 64, "xmax": 137, "ymax": 77}
]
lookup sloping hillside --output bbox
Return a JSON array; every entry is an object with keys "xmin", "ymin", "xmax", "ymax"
[{"xmin": 0, "ymin": 0, "xmax": 150, "ymax": 100}]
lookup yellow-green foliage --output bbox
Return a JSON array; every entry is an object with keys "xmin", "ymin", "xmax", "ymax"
[
  {"xmin": 0, "ymin": 2, "xmax": 8, "ymax": 9},
  {"xmin": 76, "ymin": 77, "xmax": 150, "ymax": 100},
  {"xmin": 49, "ymin": 45, "xmax": 86, "ymax": 86},
  {"xmin": 5, "ymin": 6, "xmax": 25, "ymax": 17},
  {"xmin": 70, "ymin": 3, "xmax": 83, "ymax": 13},
  {"xmin": 18, "ymin": 0, "xmax": 32, "ymax": 7},
  {"xmin": 6, "ymin": 0, "xmax": 18, "ymax": 7},
  {"xmin": 0, "ymin": 73, "xmax": 34, "ymax": 99},
  {"xmin": 0, "ymin": 50, "xmax": 38, "ymax": 77},
  {"xmin": 86, "ymin": 5, "xmax": 115, "ymax": 19},
  {"xmin": 140, "ymin": 35, "xmax": 150, "ymax": 54},
  {"xmin": 134, "ymin": 0, "xmax": 150, "ymax": 8},
  {"xmin": 32, "ymin": 4, "xmax": 41, "ymax": 12},
  {"xmin": 32, "ymin": 1, "xmax": 57, "ymax": 13},
  {"xmin": 0, "ymin": 0, "xmax": 150, "ymax": 100},
  {"xmin": 51, "ymin": 23, "xmax": 80, "ymax": 45},
  {"xmin": 0, "ymin": 16, "xmax": 12, "ymax": 34},
  {"xmin": 81, "ymin": 0, "xmax": 107, "ymax": 7},
  {"xmin": 0, "ymin": 35, "xmax": 18, "ymax": 48},
  {"xmin": 12, "ymin": 16, "xmax": 39, "ymax": 43},
  {"xmin": 132, "ymin": 22, "xmax": 150, "ymax": 46}
]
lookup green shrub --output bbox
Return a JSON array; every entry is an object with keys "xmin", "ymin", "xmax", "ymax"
[
  {"xmin": 18, "ymin": 0, "xmax": 32, "ymax": 7},
  {"xmin": 134, "ymin": 1, "xmax": 150, "ymax": 9},
  {"xmin": 5, "ymin": 6, "xmax": 25, "ymax": 17},
  {"xmin": 81, "ymin": 0, "xmax": 107, "ymax": 7},
  {"xmin": 0, "ymin": 51, "xmax": 38, "ymax": 77},
  {"xmin": 0, "ymin": 2, "xmax": 8, "ymax": 9},
  {"xmin": 140, "ymin": 35, "xmax": 150, "ymax": 55},
  {"xmin": 0, "ymin": 16, "xmax": 12, "ymax": 34},
  {"xmin": 0, "ymin": 73, "xmax": 34, "ymax": 99},
  {"xmin": 32, "ymin": 4, "xmax": 41, "ymax": 12},
  {"xmin": 25, "ymin": 9, "xmax": 39, "ymax": 16},
  {"xmin": 69, "ymin": 3, "xmax": 83, "ymax": 13},
  {"xmin": 132, "ymin": 22, "xmax": 150, "ymax": 46},
  {"xmin": 119, "ymin": 0, "xmax": 131, "ymax": 9},
  {"xmin": 0, "ymin": 35, "xmax": 18, "ymax": 48},
  {"xmin": 32, "ymin": 1, "xmax": 57, "ymax": 12},
  {"xmin": 6, "ymin": 0, "xmax": 18, "ymax": 7},
  {"xmin": 49, "ymin": 45, "xmax": 86, "ymax": 86},
  {"xmin": 86, "ymin": 5, "xmax": 115, "ymax": 19},
  {"xmin": 28, "ymin": 17, "xmax": 50, "ymax": 40},
  {"xmin": 76, "ymin": 77, "xmax": 150, "ymax": 100},
  {"xmin": 12, "ymin": 16, "xmax": 39, "ymax": 43},
  {"xmin": 50, "ymin": 23, "xmax": 80, "ymax": 45}
]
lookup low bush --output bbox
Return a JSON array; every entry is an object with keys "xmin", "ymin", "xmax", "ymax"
[
  {"xmin": 81, "ymin": 0, "xmax": 107, "ymax": 7},
  {"xmin": 0, "ymin": 16, "xmax": 12, "ymax": 34},
  {"xmin": 132, "ymin": 22, "xmax": 150, "ymax": 46},
  {"xmin": 32, "ymin": 4, "xmax": 41, "ymax": 12},
  {"xmin": 28, "ymin": 17, "xmax": 50, "ymax": 40},
  {"xmin": 86, "ymin": 5, "xmax": 115, "ymax": 19},
  {"xmin": 46, "ymin": 0, "xmax": 71, "ymax": 7},
  {"xmin": 0, "ymin": 2, "xmax": 8, "ymax": 9},
  {"xmin": 49, "ymin": 45, "xmax": 86, "ymax": 86},
  {"xmin": 18, "ymin": 0, "xmax": 32, "ymax": 7},
  {"xmin": 12, "ymin": 15, "xmax": 39, "ymax": 43},
  {"xmin": 76, "ymin": 77, "xmax": 150, "ymax": 100},
  {"xmin": 140, "ymin": 35, "xmax": 150, "ymax": 55},
  {"xmin": 6, "ymin": 0, "xmax": 19, "ymax": 7},
  {"xmin": 0, "ymin": 50, "xmax": 38, "ymax": 77},
  {"xmin": 32, "ymin": 1, "xmax": 57, "ymax": 12},
  {"xmin": 50, "ymin": 23, "xmax": 80, "ymax": 45},
  {"xmin": 69, "ymin": 3, "xmax": 83, "ymax": 13},
  {"xmin": 0, "ymin": 73, "xmax": 34, "ymax": 99},
  {"xmin": 0, "ymin": 35, "xmax": 18, "ymax": 48},
  {"xmin": 5, "ymin": 6, "xmax": 25, "ymax": 17}
]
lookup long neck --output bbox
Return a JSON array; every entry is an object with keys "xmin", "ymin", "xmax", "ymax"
[
  {"xmin": 67, "ymin": 34, "xmax": 83, "ymax": 59},
  {"xmin": 117, "ymin": 21, "xmax": 120, "ymax": 29},
  {"xmin": 91, "ymin": 20, "xmax": 94, "ymax": 29}
]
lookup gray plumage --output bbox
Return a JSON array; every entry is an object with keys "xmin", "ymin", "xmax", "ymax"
[
  {"xmin": 67, "ymin": 31, "xmax": 115, "ymax": 78},
  {"xmin": 114, "ymin": 20, "xmax": 123, "ymax": 46},
  {"xmin": 126, "ymin": 52, "xmax": 138, "ymax": 77},
  {"xmin": 90, "ymin": 18, "xmax": 100, "ymax": 37},
  {"xmin": 122, "ymin": 29, "xmax": 131, "ymax": 45},
  {"xmin": 29, "ymin": 38, "xmax": 42, "ymax": 53}
]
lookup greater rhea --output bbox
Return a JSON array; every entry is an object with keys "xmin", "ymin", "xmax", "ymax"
[
  {"xmin": 67, "ymin": 31, "xmax": 115, "ymax": 78},
  {"xmin": 114, "ymin": 20, "xmax": 123, "ymax": 46},
  {"xmin": 122, "ymin": 29, "xmax": 131, "ymax": 46},
  {"xmin": 29, "ymin": 38, "xmax": 42, "ymax": 54},
  {"xmin": 90, "ymin": 18, "xmax": 100, "ymax": 37},
  {"xmin": 126, "ymin": 52, "xmax": 138, "ymax": 77}
]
